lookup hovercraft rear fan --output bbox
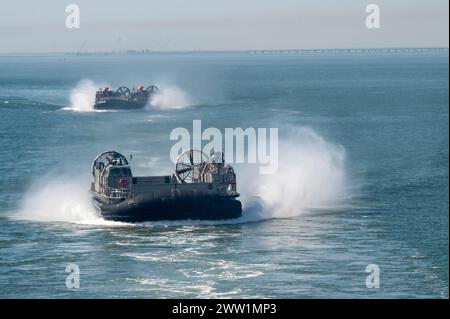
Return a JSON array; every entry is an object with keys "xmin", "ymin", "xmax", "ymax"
[
  {"xmin": 146, "ymin": 85, "xmax": 158, "ymax": 94},
  {"xmin": 174, "ymin": 150, "xmax": 209, "ymax": 183},
  {"xmin": 116, "ymin": 86, "xmax": 131, "ymax": 98}
]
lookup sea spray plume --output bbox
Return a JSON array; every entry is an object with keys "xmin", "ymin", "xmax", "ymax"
[
  {"xmin": 15, "ymin": 177, "xmax": 121, "ymax": 225},
  {"xmin": 147, "ymin": 86, "xmax": 192, "ymax": 110},
  {"xmin": 239, "ymin": 128, "xmax": 348, "ymax": 220},
  {"xmin": 66, "ymin": 79, "xmax": 98, "ymax": 112}
]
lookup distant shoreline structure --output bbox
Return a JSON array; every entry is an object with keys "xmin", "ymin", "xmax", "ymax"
[{"xmin": 0, "ymin": 47, "xmax": 448, "ymax": 57}]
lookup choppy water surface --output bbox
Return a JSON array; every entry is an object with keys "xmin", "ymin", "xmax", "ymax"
[{"xmin": 0, "ymin": 52, "xmax": 448, "ymax": 298}]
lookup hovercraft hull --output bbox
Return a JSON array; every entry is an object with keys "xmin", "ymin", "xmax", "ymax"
[
  {"xmin": 92, "ymin": 194, "xmax": 242, "ymax": 222},
  {"xmin": 94, "ymin": 99, "xmax": 146, "ymax": 110}
]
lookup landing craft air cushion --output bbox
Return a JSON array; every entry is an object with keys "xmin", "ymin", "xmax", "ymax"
[
  {"xmin": 94, "ymin": 85, "xmax": 158, "ymax": 110},
  {"xmin": 90, "ymin": 150, "xmax": 242, "ymax": 222}
]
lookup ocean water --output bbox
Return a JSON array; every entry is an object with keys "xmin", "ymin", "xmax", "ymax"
[{"xmin": 0, "ymin": 51, "xmax": 448, "ymax": 298}]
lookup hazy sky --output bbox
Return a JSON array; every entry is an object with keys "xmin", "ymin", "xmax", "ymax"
[{"xmin": 0, "ymin": 0, "xmax": 448, "ymax": 53}]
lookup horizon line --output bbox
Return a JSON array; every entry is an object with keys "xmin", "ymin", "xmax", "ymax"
[{"xmin": 0, "ymin": 46, "xmax": 448, "ymax": 56}]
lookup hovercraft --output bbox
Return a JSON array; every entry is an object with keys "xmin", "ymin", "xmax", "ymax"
[
  {"xmin": 94, "ymin": 85, "xmax": 158, "ymax": 110},
  {"xmin": 90, "ymin": 150, "xmax": 242, "ymax": 222}
]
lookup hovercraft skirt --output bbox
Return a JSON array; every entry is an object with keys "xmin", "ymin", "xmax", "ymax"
[{"xmin": 94, "ymin": 195, "xmax": 242, "ymax": 222}]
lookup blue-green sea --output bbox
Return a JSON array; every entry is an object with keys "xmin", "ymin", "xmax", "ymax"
[{"xmin": 0, "ymin": 51, "xmax": 448, "ymax": 298}]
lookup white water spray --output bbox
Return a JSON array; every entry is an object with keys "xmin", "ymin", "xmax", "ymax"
[
  {"xmin": 15, "ymin": 178, "xmax": 122, "ymax": 225},
  {"xmin": 147, "ymin": 86, "xmax": 192, "ymax": 110},
  {"xmin": 64, "ymin": 79, "xmax": 98, "ymax": 112},
  {"xmin": 239, "ymin": 128, "xmax": 348, "ymax": 221}
]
